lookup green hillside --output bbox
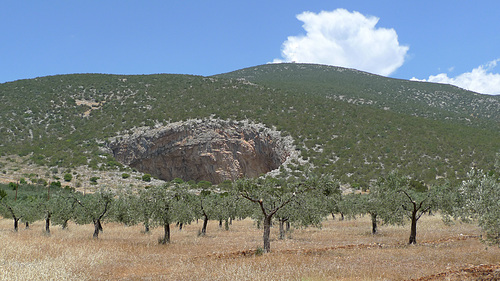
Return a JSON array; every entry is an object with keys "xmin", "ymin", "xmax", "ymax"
[
  {"xmin": 0, "ymin": 63, "xmax": 498, "ymax": 187},
  {"xmin": 216, "ymin": 63, "xmax": 500, "ymax": 130}
]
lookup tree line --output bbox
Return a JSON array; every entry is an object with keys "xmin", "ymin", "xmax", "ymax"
[{"xmin": 1, "ymin": 167, "xmax": 499, "ymax": 253}]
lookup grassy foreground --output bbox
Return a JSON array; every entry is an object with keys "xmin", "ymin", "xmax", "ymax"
[{"xmin": 0, "ymin": 215, "xmax": 499, "ymax": 280}]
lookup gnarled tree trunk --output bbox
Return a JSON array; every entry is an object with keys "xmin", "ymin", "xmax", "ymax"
[
  {"xmin": 371, "ymin": 213, "xmax": 377, "ymax": 234},
  {"xmin": 160, "ymin": 223, "xmax": 171, "ymax": 244},
  {"xmin": 201, "ymin": 214, "xmax": 208, "ymax": 235},
  {"xmin": 263, "ymin": 215, "xmax": 272, "ymax": 253},
  {"xmin": 61, "ymin": 219, "xmax": 68, "ymax": 230},
  {"xmin": 14, "ymin": 217, "xmax": 19, "ymax": 232},
  {"xmin": 93, "ymin": 219, "xmax": 102, "ymax": 238},
  {"xmin": 45, "ymin": 213, "xmax": 51, "ymax": 234},
  {"xmin": 278, "ymin": 218, "xmax": 288, "ymax": 240},
  {"xmin": 409, "ymin": 210, "xmax": 418, "ymax": 244}
]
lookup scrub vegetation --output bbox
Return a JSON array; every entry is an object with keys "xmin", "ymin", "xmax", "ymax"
[
  {"xmin": 0, "ymin": 63, "xmax": 499, "ymax": 279},
  {"xmin": 0, "ymin": 63, "xmax": 499, "ymax": 187}
]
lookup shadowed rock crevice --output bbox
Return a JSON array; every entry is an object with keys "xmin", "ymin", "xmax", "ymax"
[{"xmin": 109, "ymin": 119, "xmax": 295, "ymax": 184}]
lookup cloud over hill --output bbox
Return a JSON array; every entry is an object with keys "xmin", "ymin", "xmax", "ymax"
[
  {"xmin": 273, "ymin": 9, "xmax": 409, "ymax": 76},
  {"xmin": 412, "ymin": 59, "xmax": 500, "ymax": 95}
]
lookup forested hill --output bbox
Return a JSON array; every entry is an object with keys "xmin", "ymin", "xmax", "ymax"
[
  {"xmin": 215, "ymin": 63, "xmax": 500, "ymax": 131},
  {"xmin": 0, "ymin": 63, "xmax": 498, "ymax": 187}
]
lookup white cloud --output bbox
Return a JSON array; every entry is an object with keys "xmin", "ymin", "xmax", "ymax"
[
  {"xmin": 411, "ymin": 59, "xmax": 500, "ymax": 95},
  {"xmin": 273, "ymin": 9, "xmax": 409, "ymax": 76}
]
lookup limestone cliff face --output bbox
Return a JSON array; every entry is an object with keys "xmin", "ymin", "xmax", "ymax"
[{"xmin": 109, "ymin": 119, "xmax": 294, "ymax": 184}]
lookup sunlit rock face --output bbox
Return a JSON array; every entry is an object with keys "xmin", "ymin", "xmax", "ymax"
[{"xmin": 109, "ymin": 119, "xmax": 294, "ymax": 184}]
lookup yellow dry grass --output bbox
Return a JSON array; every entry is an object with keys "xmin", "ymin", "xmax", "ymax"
[{"xmin": 0, "ymin": 215, "xmax": 499, "ymax": 280}]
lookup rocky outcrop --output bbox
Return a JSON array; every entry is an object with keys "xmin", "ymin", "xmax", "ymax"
[{"xmin": 108, "ymin": 119, "xmax": 295, "ymax": 184}]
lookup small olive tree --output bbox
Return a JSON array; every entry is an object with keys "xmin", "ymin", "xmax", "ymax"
[
  {"xmin": 190, "ymin": 186, "xmax": 215, "ymax": 236},
  {"xmin": 0, "ymin": 191, "xmax": 42, "ymax": 231},
  {"xmin": 370, "ymin": 171, "xmax": 440, "ymax": 244},
  {"xmin": 147, "ymin": 183, "xmax": 195, "ymax": 244},
  {"xmin": 275, "ymin": 174, "xmax": 341, "ymax": 239},
  {"xmin": 340, "ymin": 191, "xmax": 394, "ymax": 235},
  {"xmin": 233, "ymin": 174, "xmax": 338, "ymax": 253},
  {"xmin": 73, "ymin": 187, "xmax": 115, "ymax": 238},
  {"xmin": 0, "ymin": 189, "xmax": 22, "ymax": 231},
  {"xmin": 453, "ymin": 168, "xmax": 500, "ymax": 245}
]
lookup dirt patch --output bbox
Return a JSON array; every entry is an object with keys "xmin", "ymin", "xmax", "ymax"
[{"xmin": 410, "ymin": 263, "xmax": 500, "ymax": 281}]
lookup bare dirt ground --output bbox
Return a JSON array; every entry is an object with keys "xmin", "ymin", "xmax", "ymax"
[
  {"xmin": 0, "ymin": 214, "xmax": 498, "ymax": 280},
  {"xmin": 411, "ymin": 263, "xmax": 500, "ymax": 280}
]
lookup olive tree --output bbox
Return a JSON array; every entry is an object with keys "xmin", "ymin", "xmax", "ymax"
[
  {"xmin": 112, "ymin": 187, "xmax": 139, "ymax": 228},
  {"xmin": 0, "ymin": 189, "xmax": 22, "ymax": 231},
  {"xmin": 341, "ymin": 191, "xmax": 394, "ymax": 235},
  {"xmin": 49, "ymin": 191, "xmax": 78, "ymax": 230},
  {"xmin": 147, "ymin": 183, "xmax": 195, "ymax": 244},
  {"xmin": 275, "ymin": 174, "xmax": 341, "ymax": 239},
  {"xmin": 73, "ymin": 187, "xmax": 115, "ymax": 238},
  {"xmin": 454, "ymin": 168, "xmax": 500, "ymax": 245},
  {"xmin": 233, "ymin": 174, "xmax": 337, "ymax": 253},
  {"xmin": 0, "ymin": 190, "xmax": 42, "ymax": 231},
  {"xmin": 38, "ymin": 186, "xmax": 77, "ymax": 234},
  {"xmin": 19, "ymin": 195, "xmax": 43, "ymax": 229},
  {"xmin": 193, "ymin": 189, "xmax": 220, "ymax": 235},
  {"xmin": 359, "ymin": 193, "xmax": 382, "ymax": 235},
  {"xmin": 370, "ymin": 171, "xmax": 440, "ymax": 244}
]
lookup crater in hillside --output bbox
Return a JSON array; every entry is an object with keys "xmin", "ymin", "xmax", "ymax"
[{"xmin": 108, "ymin": 119, "xmax": 295, "ymax": 184}]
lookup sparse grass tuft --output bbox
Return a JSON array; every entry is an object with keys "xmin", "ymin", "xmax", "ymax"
[{"xmin": 255, "ymin": 246, "xmax": 264, "ymax": 256}]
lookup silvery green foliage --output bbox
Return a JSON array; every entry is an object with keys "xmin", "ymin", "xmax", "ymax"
[
  {"xmin": 369, "ymin": 171, "xmax": 440, "ymax": 244},
  {"xmin": 139, "ymin": 182, "xmax": 195, "ymax": 243},
  {"xmin": 18, "ymin": 196, "xmax": 43, "ymax": 226},
  {"xmin": 371, "ymin": 171, "xmax": 439, "ymax": 223},
  {"xmin": 0, "ymin": 198, "xmax": 24, "ymax": 229},
  {"xmin": 73, "ymin": 187, "xmax": 115, "ymax": 225},
  {"xmin": 457, "ymin": 168, "xmax": 500, "ymax": 245},
  {"xmin": 0, "ymin": 192, "xmax": 43, "ymax": 230},
  {"xmin": 233, "ymin": 174, "xmax": 339, "ymax": 252},
  {"xmin": 235, "ymin": 174, "xmax": 337, "ymax": 226},
  {"xmin": 113, "ymin": 187, "xmax": 140, "ymax": 226},
  {"xmin": 146, "ymin": 183, "xmax": 194, "ymax": 228},
  {"xmin": 49, "ymin": 192, "xmax": 76, "ymax": 229}
]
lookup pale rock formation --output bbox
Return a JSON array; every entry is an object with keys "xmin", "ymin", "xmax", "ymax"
[{"xmin": 108, "ymin": 119, "xmax": 295, "ymax": 184}]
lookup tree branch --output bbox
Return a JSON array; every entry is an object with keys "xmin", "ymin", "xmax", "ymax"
[
  {"xmin": 398, "ymin": 189, "xmax": 416, "ymax": 205},
  {"xmin": 1, "ymin": 202, "xmax": 20, "ymax": 220},
  {"xmin": 269, "ymin": 194, "xmax": 296, "ymax": 217},
  {"xmin": 98, "ymin": 199, "xmax": 110, "ymax": 221},
  {"xmin": 417, "ymin": 205, "xmax": 432, "ymax": 220}
]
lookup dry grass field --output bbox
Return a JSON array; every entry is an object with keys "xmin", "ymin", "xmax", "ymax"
[{"xmin": 1, "ymin": 215, "xmax": 499, "ymax": 280}]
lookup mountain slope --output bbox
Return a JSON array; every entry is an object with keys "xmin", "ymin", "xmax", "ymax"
[
  {"xmin": 0, "ymin": 64, "xmax": 498, "ymax": 187},
  {"xmin": 215, "ymin": 63, "xmax": 500, "ymax": 130}
]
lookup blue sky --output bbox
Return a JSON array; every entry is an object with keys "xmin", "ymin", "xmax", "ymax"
[{"xmin": 1, "ymin": 1, "xmax": 499, "ymax": 94}]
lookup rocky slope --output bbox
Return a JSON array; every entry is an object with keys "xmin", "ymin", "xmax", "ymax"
[{"xmin": 108, "ymin": 119, "xmax": 296, "ymax": 184}]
